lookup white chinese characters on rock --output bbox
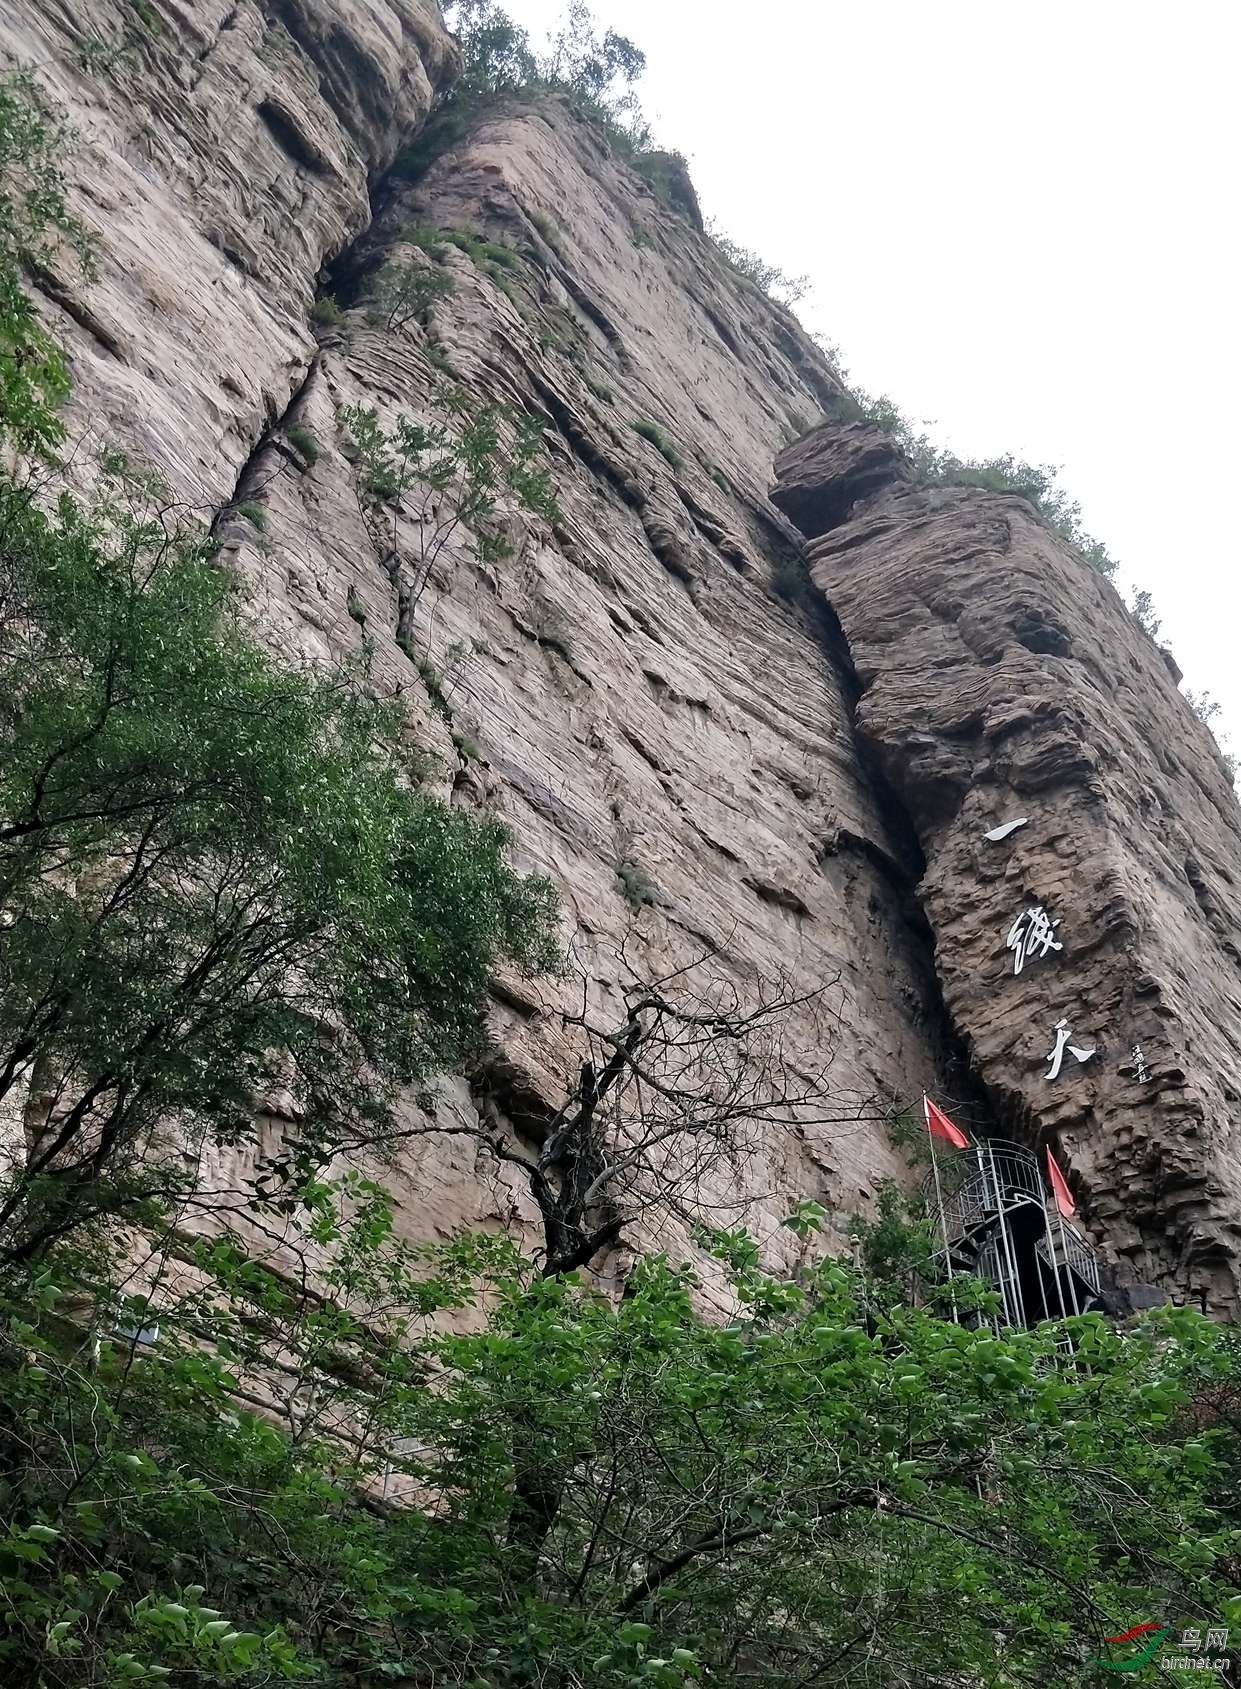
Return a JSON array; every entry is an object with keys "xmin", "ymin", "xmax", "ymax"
[
  {"xmin": 1045, "ymin": 1018, "xmax": 1096, "ymax": 1081},
  {"xmin": 1131, "ymin": 1042, "xmax": 1151, "ymax": 1082},
  {"xmin": 1006, "ymin": 905, "xmax": 1063, "ymax": 975}
]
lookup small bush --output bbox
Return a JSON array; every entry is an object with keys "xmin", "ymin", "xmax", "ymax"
[
  {"xmin": 632, "ymin": 417, "xmax": 681, "ymax": 469},
  {"xmin": 532, "ymin": 598, "xmax": 574, "ymax": 661},
  {"xmin": 1130, "ymin": 588, "xmax": 1161, "ymax": 641},
  {"xmin": 529, "ymin": 209, "xmax": 565, "ymax": 256},
  {"xmin": 707, "ymin": 220, "xmax": 808, "ymax": 307},
  {"xmin": 235, "ymin": 500, "xmax": 267, "ymax": 532},
  {"xmin": 286, "ymin": 423, "xmax": 319, "ymax": 466},
  {"xmin": 616, "ymin": 858, "xmax": 659, "ymax": 908},
  {"xmin": 403, "ymin": 223, "xmax": 451, "ymax": 258},
  {"xmin": 310, "ymin": 293, "xmax": 342, "ymax": 326},
  {"xmin": 709, "ymin": 465, "xmax": 732, "ymax": 494},
  {"xmin": 368, "ymin": 259, "xmax": 455, "ymax": 333},
  {"xmin": 584, "ymin": 374, "xmax": 614, "ymax": 405},
  {"xmin": 129, "ymin": 0, "xmax": 162, "ymax": 34}
]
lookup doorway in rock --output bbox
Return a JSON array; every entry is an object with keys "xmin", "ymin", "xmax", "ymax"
[{"xmin": 922, "ymin": 1139, "xmax": 1101, "ymax": 1327}]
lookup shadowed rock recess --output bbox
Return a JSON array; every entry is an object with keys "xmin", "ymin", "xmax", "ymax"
[{"xmin": 6, "ymin": 0, "xmax": 1239, "ymax": 1311}]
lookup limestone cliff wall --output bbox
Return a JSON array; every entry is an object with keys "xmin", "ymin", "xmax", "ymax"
[
  {"xmin": 4, "ymin": 0, "xmax": 1238, "ymax": 1309},
  {"xmin": 773, "ymin": 425, "xmax": 1241, "ymax": 1314},
  {"xmin": 1, "ymin": 3, "xmax": 960, "ymax": 1284}
]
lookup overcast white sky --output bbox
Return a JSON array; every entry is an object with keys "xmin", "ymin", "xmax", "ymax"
[{"xmin": 510, "ymin": 0, "xmax": 1241, "ymax": 745}]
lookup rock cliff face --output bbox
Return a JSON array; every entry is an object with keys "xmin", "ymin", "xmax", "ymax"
[
  {"xmin": 5, "ymin": 0, "xmax": 1239, "ymax": 1308},
  {"xmin": 773, "ymin": 427, "xmax": 1241, "ymax": 1314}
]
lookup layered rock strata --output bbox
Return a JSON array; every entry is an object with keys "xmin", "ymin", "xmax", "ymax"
[
  {"xmin": 774, "ymin": 424, "xmax": 1241, "ymax": 1313},
  {"xmin": 4, "ymin": 4, "xmax": 958, "ymax": 1279}
]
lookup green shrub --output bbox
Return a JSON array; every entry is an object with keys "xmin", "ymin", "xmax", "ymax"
[
  {"xmin": 632, "ymin": 416, "xmax": 681, "ymax": 468},
  {"xmin": 286, "ymin": 422, "xmax": 319, "ymax": 465},
  {"xmin": 529, "ymin": 208, "xmax": 565, "ymax": 255},
  {"xmin": 585, "ymin": 374, "xmax": 614, "ymax": 404},
  {"xmin": 403, "ymin": 222, "xmax": 451, "ymax": 257},
  {"xmin": 234, "ymin": 499, "xmax": 266, "ymax": 531},
  {"xmin": 848, "ymin": 389, "xmax": 1119, "ymax": 579},
  {"xmin": 310, "ymin": 292, "xmax": 343, "ymax": 325},
  {"xmin": 707, "ymin": 219, "xmax": 808, "ymax": 306},
  {"xmin": 616, "ymin": 857, "xmax": 659, "ymax": 907},
  {"xmin": 367, "ymin": 257, "xmax": 455, "ymax": 332}
]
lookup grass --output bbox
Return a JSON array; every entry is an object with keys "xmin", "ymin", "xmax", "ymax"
[
  {"xmin": 286, "ymin": 424, "xmax": 319, "ymax": 466},
  {"xmin": 529, "ymin": 209, "xmax": 565, "ymax": 256},
  {"xmin": 235, "ymin": 501, "xmax": 267, "ymax": 532},
  {"xmin": 632, "ymin": 417, "xmax": 681, "ymax": 469}
]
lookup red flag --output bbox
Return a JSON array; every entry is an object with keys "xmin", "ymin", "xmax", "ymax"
[
  {"xmin": 924, "ymin": 1095, "xmax": 970, "ymax": 1149},
  {"xmin": 1046, "ymin": 1146, "xmax": 1077, "ymax": 1219}
]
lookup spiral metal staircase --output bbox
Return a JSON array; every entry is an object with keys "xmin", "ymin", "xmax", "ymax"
[{"xmin": 921, "ymin": 1139, "xmax": 1101, "ymax": 1328}]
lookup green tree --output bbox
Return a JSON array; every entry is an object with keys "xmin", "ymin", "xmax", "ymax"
[
  {"xmin": 367, "ymin": 255, "xmax": 456, "ymax": 332},
  {"xmin": 0, "ymin": 449, "xmax": 559, "ymax": 1263},
  {"xmin": 1, "ymin": 1193, "xmax": 1238, "ymax": 1687},
  {"xmin": 0, "ymin": 70, "xmax": 94, "ymax": 458},
  {"xmin": 341, "ymin": 383, "xmax": 559, "ymax": 656}
]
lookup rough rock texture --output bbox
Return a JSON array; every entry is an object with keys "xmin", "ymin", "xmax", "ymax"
[
  {"xmin": 9, "ymin": 0, "xmax": 1241, "ymax": 1312},
  {"xmin": 0, "ymin": 0, "xmax": 456, "ymax": 497},
  {"xmin": 3, "ymin": 3, "xmax": 962, "ymax": 1282},
  {"xmin": 774, "ymin": 423, "xmax": 1241, "ymax": 1313}
]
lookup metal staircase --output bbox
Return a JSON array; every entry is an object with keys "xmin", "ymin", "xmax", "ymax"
[{"xmin": 921, "ymin": 1139, "xmax": 1101, "ymax": 1328}]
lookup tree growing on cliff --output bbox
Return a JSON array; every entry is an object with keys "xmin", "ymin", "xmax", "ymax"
[
  {"xmin": 340, "ymin": 385, "xmax": 559, "ymax": 657},
  {"xmin": 0, "ymin": 445, "xmax": 560, "ymax": 1264},
  {"xmin": 467, "ymin": 958, "xmax": 869, "ymax": 1281},
  {"xmin": 0, "ymin": 70, "xmax": 95, "ymax": 458},
  {"xmin": 366, "ymin": 255, "xmax": 456, "ymax": 332}
]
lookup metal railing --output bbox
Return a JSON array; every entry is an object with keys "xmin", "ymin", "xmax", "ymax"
[{"xmin": 921, "ymin": 1139, "xmax": 1100, "ymax": 1327}]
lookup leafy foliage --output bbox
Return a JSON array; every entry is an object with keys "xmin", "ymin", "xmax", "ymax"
[
  {"xmin": 0, "ymin": 71, "xmax": 95, "ymax": 457},
  {"xmin": 367, "ymin": 255, "xmax": 456, "ymax": 333},
  {"xmin": 308, "ymin": 292, "xmax": 341, "ymax": 327},
  {"xmin": 284, "ymin": 423, "xmax": 319, "ymax": 466},
  {"xmin": 1131, "ymin": 587, "xmax": 1162, "ymax": 641},
  {"xmin": 399, "ymin": 3, "xmax": 655, "ymax": 193},
  {"xmin": 1, "ymin": 1193, "xmax": 1239, "ymax": 1686},
  {"xmin": 631, "ymin": 416, "xmax": 681, "ymax": 468},
  {"xmin": 340, "ymin": 383, "xmax": 559, "ymax": 670},
  {"xmin": 707, "ymin": 220, "xmax": 809, "ymax": 307},
  {"xmin": 0, "ymin": 444, "xmax": 559, "ymax": 1263},
  {"xmin": 844, "ymin": 389, "xmax": 1120, "ymax": 579}
]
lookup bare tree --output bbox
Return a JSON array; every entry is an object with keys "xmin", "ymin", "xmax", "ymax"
[{"xmin": 466, "ymin": 952, "xmax": 886, "ymax": 1279}]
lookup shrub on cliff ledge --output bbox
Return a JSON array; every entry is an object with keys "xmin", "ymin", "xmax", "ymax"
[
  {"xmin": 845, "ymin": 389, "xmax": 1119, "ymax": 578},
  {"xmin": 400, "ymin": 3, "xmax": 655, "ymax": 186}
]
